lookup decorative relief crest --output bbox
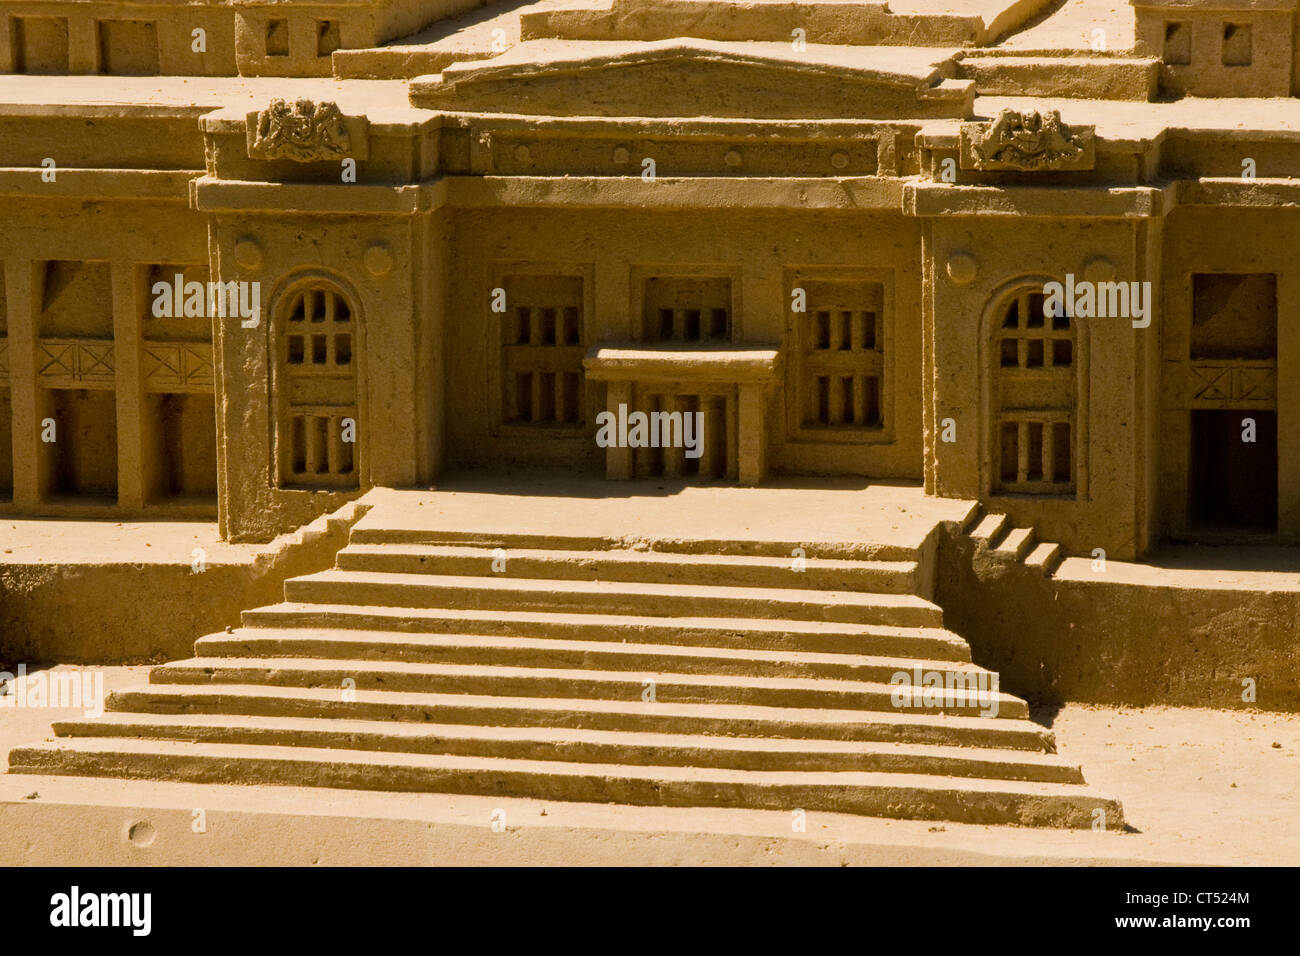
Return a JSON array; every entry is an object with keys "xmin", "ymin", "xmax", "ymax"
[
  {"xmin": 959, "ymin": 109, "xmax": 1095, "ymax": 172},
  {"xmin": 251, "ymin": 99, "xmax": 352, "ymax": 162}
]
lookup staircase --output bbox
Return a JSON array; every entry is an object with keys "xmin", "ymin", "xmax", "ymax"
[{"xmin": 8, "ymin": 520, "xmax": 1121, "ymax": 828}]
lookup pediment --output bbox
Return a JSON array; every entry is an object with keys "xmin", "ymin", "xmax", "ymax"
[{"xmin": 409, "ymin": 40, "xmax": 973, "ymax": 120}]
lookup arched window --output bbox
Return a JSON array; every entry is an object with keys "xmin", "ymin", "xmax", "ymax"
[
  {"xmin": 275, "ymin": 281, "xmax": 359, "ymax": 489},
  {"xmin": 993, "ymin": 286, "xmax": 1075, "ymax": 495}
]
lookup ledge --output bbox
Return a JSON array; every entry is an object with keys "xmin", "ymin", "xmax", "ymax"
[
  {"xmin": 903, "ymin": 181, "xmax": 1169, "ymax": 217},
  {"xmin": 584, "ymin": 346, "xmax": 782, "ymax": 384}
]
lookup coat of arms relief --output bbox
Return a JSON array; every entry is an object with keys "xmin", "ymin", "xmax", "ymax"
[
  {"xmin": 959, "ymin": 108, "xmax": 1097, "ymax": 171},
  {"xmin": 250, "ymin": 99, "xmax": 354, "ymax": 162}
]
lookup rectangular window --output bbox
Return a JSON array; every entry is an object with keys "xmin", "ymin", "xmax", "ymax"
[
  {"xmin": 1164, "ymin": 21, "xmax": 1192, "ymax": 65},
  {"xmin": 12, "ymin": 17, "xmax": 69, "ymax": 74},
  {"xmin": 499, "ymin": 275, "xmax": 585, "ymax": 427},
  {"xmin": 98, "ymin": 20, "xmax": 160, "ymax": 75},
  {"xmin": 1222, "ymin": 23, "xmax": 1251, "ymax": 67},
  {"xmin": 997, "ymin": 416, "xmax": 1072, "ymax": 493},
  {"xmin": 796, "ymin": 281, "xmax": 885, "ymax": 430},
  {"xmin": 266, "ymin": 19, "xmax": 289, "ymax": 57},
  {"xmin": 641, "ymin": 277, "xmax": 731, "ymax": 343},
  {"xmin": 316, "ymin": 20, "xmax": 341, "ymax": 57}
]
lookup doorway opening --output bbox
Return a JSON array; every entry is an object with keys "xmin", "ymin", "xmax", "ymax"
[{"xmin": 1188, "ymin": 409, "xmax": 1276, "ymax": 532}]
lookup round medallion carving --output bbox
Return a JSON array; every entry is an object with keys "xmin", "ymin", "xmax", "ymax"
[
  {"xmin": 946, "ymin": 252, "xmax": 977, "ymax": 286},
  {"xmin": 363, "ymin": 243, "xmax": 393, "ymax": 276},
  {"xmin": 234, "ymin": 239, "xmax": 263, "ymax": 272},
  {"xmin": 1084, "ymin": 257, "xmax": 1117, "ymax": 284}
]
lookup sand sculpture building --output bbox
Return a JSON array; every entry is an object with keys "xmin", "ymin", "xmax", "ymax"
[
  {"xmin": 0, "ymin": 0, "xmax": 1292, "ymax": 559},
  {"xmin": 1, "ymin": 0, "xmax": 1298, "ymax": 837}
]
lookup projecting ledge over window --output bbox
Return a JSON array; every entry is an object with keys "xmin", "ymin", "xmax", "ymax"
[{"xmin": 582, "ymin": 346, "xmax": 781, "ymax": 385}]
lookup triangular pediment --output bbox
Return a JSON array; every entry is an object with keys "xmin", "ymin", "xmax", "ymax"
[{"xmin": 409, "ymin": 40, "xmax": 972, "ymax": 120}]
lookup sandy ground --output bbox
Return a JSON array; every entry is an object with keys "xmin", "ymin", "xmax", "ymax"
[
  {"xmin": 1, "ymin": 665, "xmax": 1297, "ymax": 864},
  {"xmin": 1043, "ymin": 703, "xmax": 1300, "ymax": 864},
  {"xmin": 998, "ymin": 0, "xmax": 1135, "ymax": 51}
]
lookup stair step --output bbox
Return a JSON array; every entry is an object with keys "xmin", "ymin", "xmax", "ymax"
[
  {"xmin": 48, "ymin": 713, "xmax": 1083, "ymax": 783},
  {"xmin": 282, "ymin": 570, "xmax": 944, "ymax": 627},
  {"xmin": 196, "ymin": 628, "xmax": 987, "ymax": 684},
  {"xmin": 993, "ymin": 527, "xmax": 1035, "ymax": 561},
  {"xmin": 1025, "ymin": 541, "xmax": 1063, "ymax": 574},
  {"xmin": 8, "ymin": 737, "xmax": 1122, "ymax": 828},
  {"xmin": 346, "ymin": 526, "xmax": 918, "ymax": 561},
  {"xmin": 147, "ymin": 657, "xmax": 1027, "ymax": 717},
  {"xmin": 105, "ymin": 684, "xmax": 1055, "ymax": 750},
  {"xmin": 969, "ymin": 513, "xmax": 1008, "ymax": 547},
  {"xmin": 334, "ymin": 543, "xmax": 919, "ymax": 592},
  {"xmin": 241, "ymin": 603, "xmax": 972, "ymax": 660}
]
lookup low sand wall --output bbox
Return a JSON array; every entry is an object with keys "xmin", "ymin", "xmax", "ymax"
[
  {"xmin": 936, "ymin": 528, "xmax": 1300, "ymax": 712},
  {"xmin": 0, "ymin": 502, "xmax": 365, "ymax": 665}
]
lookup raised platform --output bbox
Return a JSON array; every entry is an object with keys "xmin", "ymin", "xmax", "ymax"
[
  {"xmin": 357, "ymin": 474, "xmax": 975, "ymax": 557},
  {"xmin": 0, "ymin": 505, "xmax": 363, "ymax": 664}
]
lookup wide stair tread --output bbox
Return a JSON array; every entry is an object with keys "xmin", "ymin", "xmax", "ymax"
[
  {"xmin": 10, "ymin": 737, "xmax": 1120, "ymax": 828},
  {"xmin": 102, "ymin": 683, "xmax": 1057, "ymax": 750},
  {"xmin": 287, "ymin": 569, "xmax": 940, "ymax": 615},
  {"xmin": 47, "ymin": 713, "xmax": 1083, "ymax": 782},
  {"xmin": 197, "ymin": 627, "xmax": 988, "ymax": 681},
  {"xmin": 241, "ymin": 602, "xmax": 968, "ymax": 659},
  {"xmin": 148, "ymin": 656, "xmax": 1028, "ymax": 717},
  {"xmin": 335, "ymin": 543, "xmax": 918, "ymax": 591}
]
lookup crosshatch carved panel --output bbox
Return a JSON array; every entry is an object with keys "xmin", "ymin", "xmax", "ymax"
[
  {"xmin": 37, "ymin": 338, "xmax": 115, "ymax": 387},
  {"xmin": 1187, "ymin": 362, "xmax": 1277, "ymax": 407},
  {"xmin": 143, "ymin": 342, "xmax": 216, "ymax": 392}
]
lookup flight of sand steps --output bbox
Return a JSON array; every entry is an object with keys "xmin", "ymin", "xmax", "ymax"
[{"xmin": 9, "ymin": 528, "xmax": 1123, "ymax": 828}]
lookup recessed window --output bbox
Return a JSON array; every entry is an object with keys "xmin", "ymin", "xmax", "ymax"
[
  {"xmin": 794, "ymin": 280, "xmax": 885, "ymax": 431},
  {"xmin": 1164, "ymin": 21, "xmax": 1191, "ymax": 65},
  {"xmin": 498, "ymin": 275, "xmax": 585, "ymax": 427},
  {"xmin": 316, "ymin": 20, "xmax": 341, "ymax": 57},
  {"xmin": 266, "ymin": 19, "xmax": 289, "ymax": 57},
  {"xmin": 1222, "ymin": 23, "xmax": 1252, "ymax": 67}
]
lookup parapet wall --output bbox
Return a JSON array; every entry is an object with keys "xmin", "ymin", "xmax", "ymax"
[
  {"xmin": 0, "ymin": 500, "xmax": 365, "ymax": 664},
  {"xmin": 936, "ymin": 525, "xmax": 1300, "ymax": 712}
]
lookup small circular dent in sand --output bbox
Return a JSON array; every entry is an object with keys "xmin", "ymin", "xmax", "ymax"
[
  {"xmin": 125, "ymin": 820, "xmax": 157, "ymax": 848},
  {"xmin": 234, "ymin": 239, "xmax": 263, "ymax": 273},
  {"xmin": 363, "ymin": 243, "xmax": 394, "ymax": 277},
  {"xmin": 946, "ymin": 252, "xmax": 978, "ymax": 286},
  {"xmin": 1084, "ymin": 256, "xmax": 1117, "ymax": 284}
]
